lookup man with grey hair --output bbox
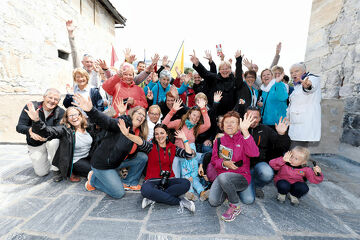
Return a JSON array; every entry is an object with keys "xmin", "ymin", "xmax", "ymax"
[
  {"xmin": 16, "ymin": 88, "xmax": 65, "ymax": 179},
  {"xmin": 288, "ymin": 63, "xmax": 321, "ymax": 148}
]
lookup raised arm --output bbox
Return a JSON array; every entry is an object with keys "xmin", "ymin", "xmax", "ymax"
[
  {"xmin": 191, "ymin": 50, "xmax": 218, "ymax": 83},
  {"xmin": 235, "ymin": 50, "xmax": 244, "ymax": 89},
  {"xmin": 196, "ymin": 98, "xmax": 211, "ymax": 134},
  {"xmin": 66, "ymin": 20, "xmax": 80, "ymax": 68},
  {"xmin": 162, "ymin": 99, "xmax": 182, "ymax": 129},
  {"xmin": 270, "ymin": 42, "xmax": 281, "ymax": 68}
]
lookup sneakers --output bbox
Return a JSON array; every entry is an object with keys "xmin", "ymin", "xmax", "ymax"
[
  {"xmin": 52, "ymin": 170, "xmax": 63, "ymax": 182},
  {"xmin": 221, "ymin": 203, "xmax": 242, "ymax": 222},
  {"xmin": 277, "ymin": 193, "xmax": 286, "ymax": 203},
  {"xmin": 255, "ymin": 188, "xmax": 264, "ymax": 199},
  {"xmin": 288, "ymin": 193, "xmax": 299, "ymax": 206},
  {"xmin": 85, "ymin": 171, "xmax": 95, "ymax": 191},
  {"xmin": 185, "ymin": 192, "xmax": 198, "ymax": 201},
  {"xmin": 69, "ymin": 174, "xmax": 80, "ymax": 182},
  {"xmin": 123, "ymin": 184, "xmax": 142, "ymax": 191},
  {"xmin": 199, "ymin": 190, "xmax": 210, "ymax": 201},
  {"xmin": 179, "ymin": 198, "xmax": 196, "ymax": 213},
  {"xmin": 142, "ymin": 197, "xmax": 155, "ymax": 209}
]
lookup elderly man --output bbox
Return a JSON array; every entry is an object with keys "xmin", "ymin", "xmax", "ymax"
[
  {"xmin": 288, "ymin": 63, "xmax": 321, "ymax": 148},
  {"xmin": 16, "ymin": 88, "xmax": 65, "ymax": 178}
]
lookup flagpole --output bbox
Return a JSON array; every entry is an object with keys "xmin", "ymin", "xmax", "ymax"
[{"xmin": 170, "ymin": 40, "xmax": 184, "ymax": 71}]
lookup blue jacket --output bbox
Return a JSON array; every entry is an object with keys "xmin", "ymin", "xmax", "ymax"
[
  {"xmin": 144, "ymin": 81, "xmax": 188, "ymax": 105},
  {"xmin": 261, "ymin": 82, "xmax": 288, "ymax": 125}
]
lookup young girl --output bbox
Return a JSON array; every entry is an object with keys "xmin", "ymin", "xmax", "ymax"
[{"xmin": 269, "ymin": 146, "xmax": 323, "ymax": 205}]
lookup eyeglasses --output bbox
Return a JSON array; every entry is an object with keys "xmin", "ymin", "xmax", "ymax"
[
  {"xmin": 68, "ymin": 113, "xmax": 80, "ymax": 119},
  {"xmin": 148, "ymin": 112, "xmax": 160, "ymax": 116},
  {"xmin": 135, "ymin": 111, "xmax": 146, "ymax": 118}
]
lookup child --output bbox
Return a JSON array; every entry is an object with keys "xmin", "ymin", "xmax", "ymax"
[{"xmin": 269, "ymin": 146, "xmax": 323, "ymax": 205}]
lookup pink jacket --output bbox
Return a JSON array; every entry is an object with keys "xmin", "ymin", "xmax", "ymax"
[
  {"xmin": 269, "ymin": 157, "xmax": 324, "ymax": 185},
  {"xmin": 162, "ymin": 107, "xmax": 210, "ymax": 148},
  {"xmin": 211, "ymin": 132, "xmax": 259, "ymax": 184}
]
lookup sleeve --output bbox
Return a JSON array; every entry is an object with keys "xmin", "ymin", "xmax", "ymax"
[
  {"xmin": 177, "ymin": 82, "xmax": 188, "ymax": 95},
  {"xmin": 269, "ymin": 157, "xmax": 286, "ymax": 170},
  {"xmin": 270, "ymin": 54, "xmax": 280, "ymax": 68},
  {"xmin": 193, "ymin": 62, "xmax": 218, "ymax": 84},
  {"xmin": 198, "ymin": 107, "xmax": 211, "ymax": 134},
  {"xmin": 175, "ymin": 146, "xmax": 192, "ymax": 159},
  {"xmin": 86, "ymin": 107, "xmax": 120, "ymax": 132},
  {"xmin": 242, "ymin": 135, "xmax": 260, "ymax": 158},
  {"xmin": 134, "ymin": 71, "xmax": 150, "ymax": 85},
  {"xmin": 144, "ymin": 81, "xmax": 156, "ymax": 95},
  {"xmin": 91, "ymin": 88, "xmax": 105, "ymax": 111},
  {"xmin": 209, "ymin": 61, "xmax": 217, "ymax": 73},
  {"xmin": 304, "ymin": 167, "xmax": 324, "ymax": 184},
  {"xmin": 137, "ymin": 140, "xmax": 153, "ymax": 154},
  {"xmin": 210, "ymin": 138, "xmax": 224, "ymax": 171},
  {"xmin": 157, "ymin": 65, "xmax": 165, "ymax": 77},
  {"xmin": 132, "ymin": 87, "xmax": 148, "ymax": 109},
  {"xmin": 267, "ymin": 127, "xmax": 291, "ymax": 154},
  {"xmin": 274, "ymin": 82, "xmax": 288, "ymax": 101},
  {"xmin": 162, "ymin": 109, "xmax": 181, "ymax": 129},
  {"xmin": 235, "ymin": 56, "xmax": 244, "ymax": 89},
  {"xmin": 102, "ymin": 74, "xmax": 121, "ymax": 96},
  {"xmin": 63, "ymin": 94, "xmax": 74, "ymax": 108},
  {"xmin": 16, "ymin": 104, "xmax": 32, "ymax": 135},
  {"xmin": 303, "ymin": 75, "xmax": 320, "ymax": 94},
  {"xmin": 68, "ymin": 36, "xmax": 80, "ymax": 68},
  {"xmin": 31, "ymin": 120, "xmax": 66, "ymax": 139}
]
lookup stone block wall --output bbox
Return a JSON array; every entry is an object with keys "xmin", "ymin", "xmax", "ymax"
[
  {"xmin": 305, "ymin": 0, "xmax": 360, "ymax": 148},
  {"xmin": 0, "ymin": 0, "xmax": 118, "ymax": 142}
]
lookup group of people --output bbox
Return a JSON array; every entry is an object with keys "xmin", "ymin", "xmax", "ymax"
[{"xmin": 15, "ymin": 20, "xmax": 324, "ymax": 222}]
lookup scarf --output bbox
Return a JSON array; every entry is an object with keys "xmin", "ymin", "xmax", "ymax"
[
  {"xmin": 185, "ymin": 119, "xmax": 195, "ymax": 130},
  {"xmin": 260, "ymin": 79, "xmax": 276, "ymax": 92}
]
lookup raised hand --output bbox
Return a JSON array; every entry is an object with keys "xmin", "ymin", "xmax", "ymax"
[
  {"xmin": 146, "ymin": 87, "xmax": 153, "ymax": 100},
  {"xmin": 66, "ymin": 84, "xmax": 74, "ymax": 94},
  {"xmin": 66, "ymin": 20, "xmax": 76, "ymax": 36},
  {"xmin": 243, "ymin": 58, "xmax": 253, "ymax": 70},
  {"xmin": 275, "ymin": 72, "xmax": 285, "ymax": 83},
  {"xmin": 72, "ymin": 94, "xmax": 93, "ymax": 112},
  {"xmin": 214, "ymin": 91, "xmax": 223, "ymax": 103},
  {"xmin": 276, "ymin": 42, "xmax": 282, "ymax": 55},
  {"xmin": 170, "ymin": 85, "xmax": 179, "ymax": 99},
  {"xmin": 161, "ymin": 55, "xmax": 169, "ymax": 67},
  {"xmin": 175, "ymin": 66, "xmax": 181, "ymax": 78},
  {"xmin": 29, "ymin": 127, "xmax": 47, "ymax": 141},
  {"xmin": 275, "ymin": 116, "xmax": 289, "ymax": 135},
  {"xmin": 228, "ymin": 58, "xmax": 233, "ymax": 65},
  {"xmin": 235, "ymin": 50, "xmax": 243, "ymax": 59},
  {"xmin": 24, "ymin": 102, "xmax": 40, "ymax": 121},
  {"xmin": 123, "ymin": 48, "xmax": 131, "ymax": 62},
  {"xmin": 128, "ymin": 54, "xmax": 137, "ymax": 64},
  {"xmin": 183, "ymin": 73, "xmax": 191, "ymax": 85},
  {"xmin": 190, "ymin": 50, "xmax": 199, "ymax": 66},
  {"xmin": 96, "ymin": 59, "xmax": 108, "ymax": 70},
  {"xmin": 113, "ymin": 97, "xmax": 128, "ymax": 115},
  {"xmin": 203, "ymin": 50, "xmax": 212, "ymax": 63},
  {"xmin": 172, "ymin": 98, "xmax": 183, "ymax": 111},
  {"xmin": 301, "ymin": 77, "xmax": 312, "ymax": 89},
  {"xmin": 196, "ymin": 97, "xmax": 206, "ymax": 108},
  {"xmin": 219, "ymin": 52, "xmax": 225, "ymax": 61},
  {"xmin": 239, "ymin": 112, "xmax": 255, "ymax": 135},
  {"xmin": 174, "ymin": 130, "xmax": 187, "ymax": 141},
  {"xmin": 283, "ymin": 151, "xmax": 292, "ymax": 163},
  {"xmin": 118, "ymin": 118, "xmax": 130, "ymax": 136}
]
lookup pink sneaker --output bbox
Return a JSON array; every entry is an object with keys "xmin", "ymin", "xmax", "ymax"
[{"xmin": 221, "ymin": 203, "xmax": 241, "ymax": 222}]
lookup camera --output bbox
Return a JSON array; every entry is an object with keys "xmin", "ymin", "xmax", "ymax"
[{"xmin": 158, "ymin": 170, "xmax": 171, "ymax": 190}]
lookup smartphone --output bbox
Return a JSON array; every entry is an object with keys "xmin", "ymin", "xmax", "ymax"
[{"xmin": 234, "ymin": 160, "xmax": 243, "ymax": 167}]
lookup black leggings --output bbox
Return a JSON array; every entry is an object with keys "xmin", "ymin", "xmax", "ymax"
[
  {"xmin": 72, "ymin": 158, "xmax": 91, "ymax": 177},
  {"xmin": 276, "ymin": 180, "xmax": 309, "ymax": 198}
]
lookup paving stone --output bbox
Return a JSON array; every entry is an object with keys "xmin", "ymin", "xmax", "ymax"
[
  {"xmin": 309, "ymin": 182, "xmax": 360, "ymax": 211},
  {"xmin": 29, "ymin": 180, "xmax": 72, "ymax": 198},
  {"xmin": 264, "ymin": 198, "xmax": 350, "ymax": 234},
  {"xmin": 0, "ymin": 217, "xmax": 23, "ymax": 237},
  {"xmin": 0, "ymin": 162, "xmax": 32, "ymax": 181},
  {"xmin": 0, "ymin": 197, "xmax": 47, "ymax": 218},
  {"xmin": 67, "ymin": 219, "xmax": 142, "ymax": 240},
  {"xmin": 5, "ymin": 232, "xmax": 59, "ymax": 240},
  {"xmin": 89, "ymin": 192, "xmax": 148, "ymax": 220},
  {"xmin": 282, "ymin": 236, "xmax": 358, "ymax": 240},
  {"xmin": 66, "ymin": 178, "xmax": 105, "ymax": 196},
  {"xmin": 1, "ymin": 166, "xmax": 52, "ymax": 185},
  {"xmin": 334, "ymin": 212, "xmax": 360, "ymax": 235},
  {"xmin": 0, "ymin": 184, "xmax": 34, "ymax": 208},
  {"xmin": 219, "ymin": 202, "xmax": 275, "ymax": 236},
  {"xmin": 21, "ymin": 194, "xmax": 97, "ymax": 234},
  {"xmin": 147, "ymin": 201, "xmax": 220, "ymax": 235},
  {"xmin": 138, "ymin": 233, "xmax": 173, "ymax": 240}
]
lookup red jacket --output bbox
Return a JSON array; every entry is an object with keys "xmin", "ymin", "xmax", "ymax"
[
  {"xmin": 102, "ymin": 74, "xmax": 148, "ymax": 115},
  {"xmin": 173, "ymin": 77, "xmax": 196, "ymax": 107},
  {"xmin": 145, "ymin": 142, "xmax": 176, "ymax": 180},
  {"xmin": 269, "ymin": 157, "xmax": 324, "ymax": 185}
]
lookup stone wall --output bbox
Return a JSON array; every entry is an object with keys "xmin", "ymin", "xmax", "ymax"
[
  {"xmin": 305, "ymin": 0, "xmax": 360, "ymax": 148},
  {"xmin": 0, "ymin": 0, "xmax": 117, "ymax": 142}
]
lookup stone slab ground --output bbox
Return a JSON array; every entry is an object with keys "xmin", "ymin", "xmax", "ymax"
[{"xmin": 0, "ymin": 145, "xmax": 359, "ymax": 240}]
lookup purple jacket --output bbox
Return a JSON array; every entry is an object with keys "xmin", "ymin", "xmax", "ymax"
[
  {"xmin": 211, "ymin": 131, "xmax": 259, "ymax": 184},
  {"xmin": 269, "ymin": 157, "xmax": 324, "ymax": 185}
]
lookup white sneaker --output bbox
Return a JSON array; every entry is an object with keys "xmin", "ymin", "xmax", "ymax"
[
  {"xmin": 277, "ymin": 193, "xmax": 286, "ymax": 203},
  {"xmin": 288, "ymin": 194, "xmax": 299, "ymax": 206},
  {"xmin": 179, "ymin": 198, "xmax": 195, "ymax": 213},
  {"xmin": 141, "ymin": 197, "xmax": 155, "ymax": 209}
]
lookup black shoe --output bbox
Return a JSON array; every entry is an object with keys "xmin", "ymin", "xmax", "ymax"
[{"xmin": 52, "ymin": 171, "xmax": 63, "ymax": 182}]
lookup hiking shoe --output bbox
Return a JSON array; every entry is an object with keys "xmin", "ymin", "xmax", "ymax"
[
  {"xmin": 85, "ymin": 171, "xmax": 95, "ymax": 191},
  {"xmin": 288, "ymin": 193, "xmax": 299, "ymax": 206},
  {"xmin": 119, "ymin": 168, "xmax": 128, "ymax": 179},
  {"xmin": 142, "ymin": 197, "xmax": 155, "ymax": 209},
  {"xmin": 185, "ymin": 192, "xmax": 197, "ymax": 201},
  {"xmin": 255, "ymin": 188, "xmax": 264, "ymax": 199},
  {"xmin": 277, "ymin": 193, "xmax": 286, "ymax": 203},
  {"xmin": 52, "ymin": 170, "xmax": 63, "ymax": 182},
  {"xmin": 179, "ymin": 198, "xmax": 195, "ymax": 213},
  {"xmin": 124, "ymin": 184, "xmax": 141, "ymax": 191},
  {"xmin": 199, "ymin": 190, "xmax": 210, "ymax": 201},
  {"xmin": 221, "ymin": 203, "xmax": 241, "ymax": 222},
  {"xmin": 69, "ymin": 174, "xmax": 80, "ymax": 182}
]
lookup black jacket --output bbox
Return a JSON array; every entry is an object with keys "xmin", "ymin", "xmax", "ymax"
[
  {"xmin": 196, "ymin": 102, "xmax": 220, "ymax": 149},
  {"xmin": 63, "ymin": 88, "xmax": 104, "ymax": 111},
  {"xmin": 16, "ymin": 101, "xmax": 65, "ymax": 146},
  {"xmin": 86, "ymin": 107, "xmax": 147, "ymax": 170},
  {"xmin": 249, "ymin": 124, "xmax": 290, "ymax": 168},
  {"xmin": 32, "ymin": 120, "xmax": 98, "ymax": 178},
  {"xmin": 193, "ymin": 56, "xmax": 243, "ymax": 116}
]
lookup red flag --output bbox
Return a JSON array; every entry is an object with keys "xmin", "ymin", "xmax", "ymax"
[{"xmin": 110, "ymin": 45, "xmax": 118, "ymax": 67}]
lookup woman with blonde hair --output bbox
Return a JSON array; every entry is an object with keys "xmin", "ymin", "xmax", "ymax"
[{"xmin": 24, "ymin": 104, "xmax": 98, "ymax": 182}]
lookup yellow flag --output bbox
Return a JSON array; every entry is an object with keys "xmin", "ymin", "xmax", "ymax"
[{"xmin": 170, "ymin": 41, "xmax": 184, "ymax": 79}]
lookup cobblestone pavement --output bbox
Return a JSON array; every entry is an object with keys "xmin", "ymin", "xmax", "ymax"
[{"xmin": 0, "ymin": 144, "xmax": 359, "ymax": 240}]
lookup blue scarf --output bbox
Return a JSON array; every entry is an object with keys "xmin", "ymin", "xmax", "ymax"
[{"xmin": 185, "ymin": 119, "xmax": 195, "ymax": 130}]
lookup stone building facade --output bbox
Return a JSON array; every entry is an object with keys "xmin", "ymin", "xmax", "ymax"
[
  {"xmin": 305, "ymin": 0, "xmax": 360, "ymax": 153},
  {"xmin": 0, "ymin": 0, "xmax": 125, "ymax": 142}
]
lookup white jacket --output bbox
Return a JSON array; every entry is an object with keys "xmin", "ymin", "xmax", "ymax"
[
  {"xmin": 146, "ymin": 114, "xmax": 162, "ymax": 141},
  {"xmin": 287, "ymin": 74, "xmax": 321, "ymax": 141}
]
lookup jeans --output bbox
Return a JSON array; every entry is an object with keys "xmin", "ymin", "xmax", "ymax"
[
  {"xmin": 90, "ymin": 152, "xmax": 148, "ymax": 199},
  {"xmin": 276, "ymin": 180, "xmax": 309, "ymax": 198},
  {"xmin": 209, "ymin": 172, "xmax": 248, "ymax": 206},
  {"xmin": 189, "ymin": 176, "xmax": 204, "ymax": 194},
  {"xmin": 202, "ymin": 144, "xmax": 213, "ymax": 154},
  {"xmin": 141, "ymin": 178, "xmax": 190, "ymax": 205},
  {"xmin": 238, "ymin": 162, "xmax": 274, "ymax": 204},
  {"xmin": 27, "ymin": 139, "xmax": 59, "ymax": 176}
]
